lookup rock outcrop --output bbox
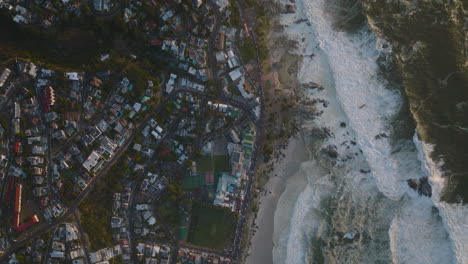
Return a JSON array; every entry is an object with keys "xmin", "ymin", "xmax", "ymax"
[{"xmin": 407, "ymin": 177, "xmax": 432, "ymax": 197}]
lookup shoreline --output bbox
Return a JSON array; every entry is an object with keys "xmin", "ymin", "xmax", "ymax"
[
  {"xmin": 245, "ymin": 134, "xmax": 309, "ymax": 264},
  {"xmin": 242, "ymin": 0, "xmax": 468, "ymax": 263},
  {"xmin": 242, "ymin": 0, "xmax": 311, "ymax": 262}
]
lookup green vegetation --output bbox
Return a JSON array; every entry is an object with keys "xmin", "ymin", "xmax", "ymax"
[
  {"xmin": 123, "ymin": 62, "xmax": 155, "ymax": 99},
  {"xmin": 0, "ymin": 13, "xmax": 98, "ymax": 70},
  {"xmin": 187, "ymin": 202, "xmax": 237, "ymax": 251},
  {"xmin": 157, "ymin": 198, "xmax": 180, "ymax": 230},
  {"xmin": 227, "ymin": 0, "xmax": 241, "ymax": 28},
  {"xmin": 0, "ymin": 8, "xmax": 145, "ymax": 71},
  {"xmin": 245, "ymin": 0, "xmax": 270, "ymax": 61},
  {"xmin": 364, "ymin": 0, "xmax": 468, "ymax": 203},
  {"xmin": 239, "ymin": 38, "xmax": 256, "ymax": 63},
  {"xmin": 79, "ymin": 156, "xmax": 127, "ymax": 250},
  {"xmin": 14, "ymin": 253, "xmax": 30, "ymax": 263},
  {"xmin": 94, "ymin": 53, "xmax": 161, "ymax": 107},
  {"xmin": 195, "ymin": 155, "xmax": 230, "ymax": 173},
  {"xmin": 182, "ymin": 174, "xmax": 207, "ymax": 190},
  {"xmin": 61, "ymin": 169, "xmax": 80, "ymax": 204},
  {"xmin": 55, "ymin": 97, "xmax": 80, "ymax": 113},
  {"xmin": 178, "ymin": 204, "xmax": 191, "ymax": 241}
]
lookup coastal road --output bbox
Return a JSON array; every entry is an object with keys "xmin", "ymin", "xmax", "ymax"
[{"xmin": 231, "ymin": 0, "xmax": 267, "ymax": 260}]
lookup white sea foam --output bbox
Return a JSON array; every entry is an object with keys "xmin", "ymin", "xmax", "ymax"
[
  {"xmin": 414, "ymin": 136, "xmax": 468, "ymax": 264},
  {"xmin": 388, "ymin": 196, "xmax": 454, "ymax": 264},
  {"xmin": 301, "ymin": 0, "xmax": 409, "ymax": 200},
  {"xmin": 282, "ymin": 162, "xmax": 332, "ymax": 264},
  {"xmin": 272, "ymin": 0, "xmax": 467, "ymax": 263}
]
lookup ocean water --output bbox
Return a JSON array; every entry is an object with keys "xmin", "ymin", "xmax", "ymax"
[{"xmin": 272, "ymin": 0, "xmax": 468, "ymax": 263}]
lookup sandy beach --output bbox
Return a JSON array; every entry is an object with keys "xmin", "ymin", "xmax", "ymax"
[
  {"xmin": 243, "ymin": 2, "xmax": 310, "ymax": 262},
  {"xmin": 245, "ymin": 135, "xmax": 309, "ymax": 264}
]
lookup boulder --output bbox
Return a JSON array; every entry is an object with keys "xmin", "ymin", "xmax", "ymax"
[
  {"xmin": 311, "ymin": 127, "xmax": 331, "ymax": 139},
  {"xmin": 407, "ymin": 179, "xmax": 418, "ymax": 190},
  {"xmin": 375, "ymin": 133, "xmax": 389, "ymax": 140},
  {"xmin": 407, "ymin": 177, "xmax": 432, "ymax": 197},
  {"xmin": 324, "ymin": 145, "xmax": 338, "ymax": 158},
  {"xmin": 418, "ymin": 177, "xmax": 432, "ymax": 197}
]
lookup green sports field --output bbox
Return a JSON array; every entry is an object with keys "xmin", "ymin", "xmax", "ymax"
[{"xmin": 187, "ymin": 202, "xmax": 237, "ymax": 251}]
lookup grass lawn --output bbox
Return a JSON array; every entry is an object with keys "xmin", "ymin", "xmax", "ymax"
[
  {"xmin": 187, "ymin": 202, "xmax": 237, "ymax": 251},
  {"xmin": 195, "ymin": 155, "xmax": 230, "ymax": 173},
  {"xmin": 181, "ymin": 174, "xmax": 206, "ymax": 190},
  {"xmin": 239, "ymin": 38, "xmax": 256, "ymax": 62}
]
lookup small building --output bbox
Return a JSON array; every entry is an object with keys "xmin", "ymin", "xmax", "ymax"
[
  {"xmin": 50, "ymin": 250, "xmax": 65, "ymax": 259},
  {"xmin": 0, "ymin": 68, "xmax": 11, "ymax": 88},
  {"xmin": 216, "ymin": 32, "xmax": 225, "ymax": 50},
  {"xmin": 42, "ymin": 86, "xmax": 55, "ymax": 109},
  {"xmin": 65, "ymin": 72, "xmax": 81, "ymax": 81},
  {"xmin": 82, "ymin": 151, "xmax": 101, "ymax": 172},
  {"xmin": 228, "ymin": 68, "xmax": 242, "ymax": 82}
]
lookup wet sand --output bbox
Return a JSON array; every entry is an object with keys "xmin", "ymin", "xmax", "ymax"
[{"xmin": 246, "ymin": 135, "xmax": 309, "ymax": 264}]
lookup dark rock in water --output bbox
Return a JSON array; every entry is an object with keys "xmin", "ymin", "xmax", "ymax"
[
  {"xmin": 285, "ymin": 4, "xmax": 296, "ymax": 13},
  {"xmin": 418, "ymin": 177, "xmax": 432, "ymax": 197},
  {"xmin": 311, "ymin": 127, "xmax": 331, "ymax": 139},
  {"xmin": 407, "ymin": 177, "xmax": 432, "ymax": 197},
  {"xmin": 325, "ymin": 145, "xmax": 338, "ymax": 158},
  {"xmin": 340, "ymin": 122, "xmax": 346, "ymax": 128},
  {"xmin": 374, "ymin": 133, "xmax": 389, "ymax": 140},
  {"xmin": 303, "ymin": 82, "xmax": 324, "ymax": 90},
  {"xmin": 407, "ymin": 179, "xmax": 419, "ymax": 190},
  {"xmin": 294, "ymin": 18, "xmax": 308, "ymax": 24}
]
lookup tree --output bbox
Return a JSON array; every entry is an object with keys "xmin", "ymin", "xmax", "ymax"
[{"xmin": 81, "ymin": 3, "xmax": 92, "ymax": 16}]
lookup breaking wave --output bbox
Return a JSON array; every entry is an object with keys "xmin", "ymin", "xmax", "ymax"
[{"xmin": 272, "ymin": 0, "xmax": 467, "ymax": 263}]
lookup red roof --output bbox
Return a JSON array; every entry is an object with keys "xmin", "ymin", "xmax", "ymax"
[
  {"xmin": 205, "ymin": 173, "xmax": 214, "ymax": 183},
  {"xmin": 45, "ymin": 86, "xmax": 55, "ymax": 106},
  {"xmin": 15, "ymin": 215, "xmax": 39, "ymax": 232},
  {"xmin": 14, "ymin": 184, "xmax": 22, "ymax": 214},
  {"xmin": 14, "ymin": 142, "xmax": 21, "ymax": 153},
  {"xmin": 160, "ymin": 149, "xmax": 171, "ymax": 155},
  {"xmin": 13, "ymin": 183, "xmax": 40, "ymax": 232},
  {"xmin": 41, "ymin": 86, "xmax": 55, "ymax": 112},
  {"xmin": 14, "ymin": 213, "xmax": 20, "ymax": 229},
  {"xmin": 150, "ymin": 40, "xmax": 162, "ymax": 46}
]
